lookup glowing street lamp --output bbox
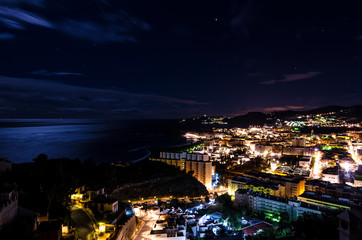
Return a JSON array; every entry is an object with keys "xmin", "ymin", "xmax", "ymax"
[{"xmin": 99, "ymin": 223, "xmax": 105, "ymax": 233}]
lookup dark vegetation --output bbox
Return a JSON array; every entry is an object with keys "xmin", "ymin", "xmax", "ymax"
[
  {"xmin": 291, "ymin": 210, "xmax": 341, "ymax": 240},
  {"xmin": 0, "ymin": 154, "xmax": 208, "ymax": 220}
]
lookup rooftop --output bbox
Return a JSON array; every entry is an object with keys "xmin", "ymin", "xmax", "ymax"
[
  {"xmin": 299, "ymin": 191, "xmax": 354, "ymax": 207},
  {"xmin": 241, "ymin": 221, "xmax": 273, "ymax": 236},
  {"xmin": 236, "ymin": 189, "xmax": 289, "ymax": 204},
  {"xmin": 231, "ymin": 176, "xmax": 281, "ymax": 190},
  {"xmin": 245, "ymin": 170, "xmax": 304, "ymax": 183}
]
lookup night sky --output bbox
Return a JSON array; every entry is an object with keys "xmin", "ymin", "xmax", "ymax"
[{"xmin": 1, "ymin": 0, "xmax": 362, "ymax": 119}]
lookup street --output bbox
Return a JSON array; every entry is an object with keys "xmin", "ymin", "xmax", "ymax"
[
  {"xmin": 134, "ymin": 213, "xmax": 158, "ymax": 240},
  {"xmin": 312, "ymin": 151, "xmax": 322, "ymax": 179},
  {"xmin": 71, "ymin": 206, "xmax": 98, "ymax": 240}
]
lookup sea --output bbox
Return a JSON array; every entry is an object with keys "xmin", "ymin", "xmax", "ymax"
[{"xmin": 0, "ymin": 119, "xmax": 195, "ymax": 164}]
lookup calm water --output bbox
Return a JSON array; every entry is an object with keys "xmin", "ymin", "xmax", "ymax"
[{"xmin": 0, "ymin": 119, "xmax": 192, "ymax": 164}]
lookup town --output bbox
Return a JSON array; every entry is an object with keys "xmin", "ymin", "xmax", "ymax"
[{"xmin": 1, "ymin": 106, "xmax": 362, "ymax": 240}]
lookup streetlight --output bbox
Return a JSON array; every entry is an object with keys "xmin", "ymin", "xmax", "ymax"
[{"xmin": 99, "ymin": 223, "xmax": 105, "ymax": 233}]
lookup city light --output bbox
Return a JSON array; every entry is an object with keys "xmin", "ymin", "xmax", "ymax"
[
  {"xmin": 340, "ymin": 162, "xmax": 351, "ymax": 172},
  {"xmin": 99, "ymin": 223, "xmax": 106, "ymax": 233},
  {"xmin": 70, "ymin": 194, "xmax": 83, "ymax": 200}
]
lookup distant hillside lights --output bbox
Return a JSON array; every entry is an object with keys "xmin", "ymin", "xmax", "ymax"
[
  {"xmin": 185, "ymin": 133, "xmax": 203, "ymax": 139},
  {"xmin": 201, "ymin": 117, "xmax": 228, "ymax": 125}
]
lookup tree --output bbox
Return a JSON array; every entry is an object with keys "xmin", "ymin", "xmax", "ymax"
[
  {"xmin": 33, "ymin": 153, "xmax": 48, "ymax": 163},
  {"xmin": 254, "ymin": 228, "xmax": 276, "ymax": 240},
  {"xmin": 291, "ymin": 211, "xmax": 340, "ymax": 240},
  {"xmin": 170, "ymin": 198, "xmax": 179, "ymax": 207},
  {"xmin": 279, "ymin": 212, "xmax": 290, "ymax": 223},
  {"xmin": 203, "ymin": 229, "xmax": 215, "ymax": 240},
  {"xmin": 216, "ymin": 193, "xmax": 232, "ymax": 208}
]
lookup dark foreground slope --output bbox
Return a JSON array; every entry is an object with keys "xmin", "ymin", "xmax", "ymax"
[{"xmin": 0, "ymin": 155, "xmax": 208, "ymax": 219}]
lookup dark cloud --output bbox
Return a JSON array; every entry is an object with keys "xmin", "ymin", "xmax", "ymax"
[
  {"xmin": 56, "ymin": 107, "xmax": 96, "ymax": 112},
  {"xmin": 44, "ymin": 96, "xmax": 68, "ymax": 102},
  {"xmin": 0, "ymin": 106, "xmax": 17, "ymax": 112},
  {"xmin": 31, "ymin": 69, "xmax": 83, "ymax": 76},
  {"xmin": 57, "ymin": 19, "xmax": 135, "ymax": 43},
  {"xmin": 1, "ymin": 0, "xmax": 45, "ymax": 7},
  {"xmin": 0, "ymin": 32, "xmax": 15, "ymax": 40},
  {"xmin": 0, "ymin": 75, "xmax": 206, "ymax": 118},
  {"xmin": 0, "ymin": 0, "xmax": 150, "ymax": 43},
  {"xmin": 260, "ymin": 72, "xmax": 321, "ymax": 85},
  {"xmin": 247, "ymin": 72, "xmax": 266, "ymax": 77},
  {"xmin": 0, "ymin": 1, "xmax": 361, "ymax": 118},
  {"xmin": 226, "ymin": 0, "xmax": 254, "ymax": 38},
  {"xmin": 264, "ymin": 105, "xmax": 307, "ymax": 112},
  {"xmin": 0, "ymin": 4, "xmax": 53, "ymax": 29},
  {"xmin": 56, "ymin": 10, "xmax": 151, "ymax": 43}
]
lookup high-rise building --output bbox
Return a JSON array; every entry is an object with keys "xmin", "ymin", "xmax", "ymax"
[{"xmin": 150, "ymin": 152, "xmax": 213, "ymax": 189}]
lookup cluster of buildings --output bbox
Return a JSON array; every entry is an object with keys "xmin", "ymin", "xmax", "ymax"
[
  {"xmin": 174, "ymin": 111, "xmax": 362, "ymax": 238},
  {"xmin": 235, "ymin": 189, "xmax": 324, "ymax": 221},
  {"xmin": 70, "ymin": 185, "xmax": 137, "ymax": 240},
  {"xmin": 183, "ymin": 112, "xmax": 362, "ymax": 186},
  {"xmin": 228, "ymin": 171, "xmax": 305, "ymax": 199},
  {"xmin": 134, "ymin": 200, "xmax": 275, "ymax": 239},
  {"xmin": 0, "ymin": 183, "xmax": 64, "ymax": 240},
  {"xmin": 0, "ymin": 177, "xmax": 137, "ymax": 240},
  {"xmin": 0, "ymin": 185, "xmax": 18, "ymax": 231},
  {"xmin": 134, "ymin": 203, "xmax": 206, "ymax": 240}
]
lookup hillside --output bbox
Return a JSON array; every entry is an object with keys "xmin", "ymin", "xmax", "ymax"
[
  {"xmin": 229, "ymin": 105, "xmax": 362, "ymax": 126},
  {"xmin": 1, "ymin": 155, "xmax": 208, "ymax": 218},
  {"xmin": 181, "ymin": 105, "xmax": 362, "ymax": 129},
  {"xmin": 227, "ymin": 112, "xmax": 267, "ymax": 127}
]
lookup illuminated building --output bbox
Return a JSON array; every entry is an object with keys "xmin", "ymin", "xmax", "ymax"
[
  {"xmin": 298, "ymin": 157, "xmax": 311, "ymax": 169},
  {"xmin": 243, "ymin": 171, "xmax": 305, "ymax": 198},
  {"xmin": 85, "ymin": 195, "xmax": 119, "ymax": 213},
  {"xmin": 321, "ymin": 166, "xmax": 340, "ymax": 184},
  {"xmin": 254, "ymin": 144, "xmax": 273, "ymax": 155},
  {"xmin": 283, "ymin": 146, "xmax": 315, "ymax": 156},
  {"xmin": 149, "ymin": 214, "xmax": 186, "ymax": 240},
  {"xmin": 297, "ymin": 191, "xmax": 351, "ymax": 210},
  {"xmin": 292, "ymin": 138, "xmax": 306, "ymax": 147},
  {"xmin": 228, "ymin": 176, "xmax": 285, "ymax": 197},
  {"xmin": 235, "ymin": 189, "xmax": 324, "ymax": 221},
  {"xmin": 150, "ymin": 152, "xmax": 213, "ymax": 189}
]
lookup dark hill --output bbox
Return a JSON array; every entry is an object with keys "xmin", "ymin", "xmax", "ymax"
[
  {"xmin": 228, "ymin": 112, "xmax": 267, "ymax": 127},
  {"xmin": 228, "ymin": 105, "xmax": 362, "ymax": 127},
  {"xmin": 305, "ymin": 105, "xmax": 346, "ymax": 114}
]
